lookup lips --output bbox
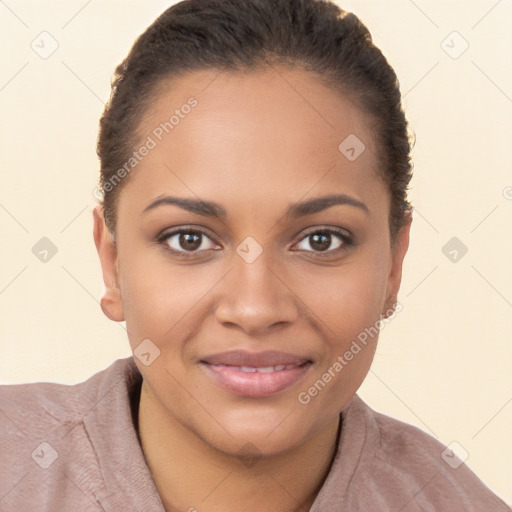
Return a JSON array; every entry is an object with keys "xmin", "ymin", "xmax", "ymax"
[{"xmin": 200, "ymin": 350, "xmax": 312, "ymax": 397}]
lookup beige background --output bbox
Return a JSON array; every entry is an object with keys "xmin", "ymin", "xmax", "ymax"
[{"xmin": 1, "ymin": 0, "xmax": 511, "ymax": 504}]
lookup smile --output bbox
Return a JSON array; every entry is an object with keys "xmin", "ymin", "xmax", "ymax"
[{"xmin": 200, "ymin": 351, "xmax": 313, "ymax": 397}]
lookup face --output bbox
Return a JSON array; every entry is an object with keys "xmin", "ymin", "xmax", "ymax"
[{"xmin": 94, "ymin": 65, "xmax": 410, "ymax": 457}]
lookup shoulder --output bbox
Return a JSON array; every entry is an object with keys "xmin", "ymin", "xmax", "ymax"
[
  {"xmin": 0, "ymin": 358, "xmax": 137, "ymax": 432},
  {"xmin": 356, "ymin": 396, "xmax": 510, "ymax": 510},
  {"xmin": 318, "ymin": 394, "xmax": 511, "ymax": 511},
  {"xmin": 0, "ymin": 358, "xmax": 144, "ymax": 511}
]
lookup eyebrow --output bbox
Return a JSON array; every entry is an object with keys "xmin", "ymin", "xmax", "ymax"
[{"xmin": 142, "ymin": 193, "xmax": 369, "ymax": 218}]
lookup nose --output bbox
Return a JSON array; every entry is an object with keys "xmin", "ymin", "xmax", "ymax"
[{"xmin": 215, "ymin": 251, "xmax": 299, "ymax": 336}]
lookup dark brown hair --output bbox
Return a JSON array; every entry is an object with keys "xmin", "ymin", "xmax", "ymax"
[{"xmin": 97, "ymin": 0, "xmax": 413, "ymax": 244}]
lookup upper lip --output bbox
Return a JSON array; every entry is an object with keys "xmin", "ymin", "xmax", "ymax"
[{"xmin": 201, "ymin": 350, "xmax": 312, "ymax": 367}]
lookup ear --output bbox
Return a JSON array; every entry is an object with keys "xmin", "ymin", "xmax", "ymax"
[
  {"xmin": 383, "ymin": 210, "xmax": 413, "ymax": 314},
  {"xmin": 93, "ymin": 204, "xmax": 125, "ymax": 322}
]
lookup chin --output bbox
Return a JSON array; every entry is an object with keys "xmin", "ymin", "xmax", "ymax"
[
  {"xmin": 206, "ymin": 427, "xmax": 305, "ymax": 460},
  {"xmin": 190, "ymin": 404, "xmax": 321, "ymax": 458}
]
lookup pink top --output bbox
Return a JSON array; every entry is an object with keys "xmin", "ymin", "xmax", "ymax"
[{"xmin": 0, "ymin": 357, "xmax": 509, "ymax": 511}]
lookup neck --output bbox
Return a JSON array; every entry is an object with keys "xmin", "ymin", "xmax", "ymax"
[{"xmin": 137, "ymin": 380, "xmax": 340, "ymax": 512}]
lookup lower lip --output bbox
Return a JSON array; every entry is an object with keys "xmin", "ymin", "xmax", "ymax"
[{"xmin": 201, "ymin": 362, "xmax": 312, "ymax": 398}]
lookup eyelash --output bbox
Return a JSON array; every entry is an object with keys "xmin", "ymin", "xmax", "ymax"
[{"xmin": 156, "ymin": 226, "xmax": 353, "ymax": 258}]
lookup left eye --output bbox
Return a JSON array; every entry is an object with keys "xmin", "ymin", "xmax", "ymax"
[{"xmin": 294, "ymin": 229, "xmax": 350, "ymax": 253}]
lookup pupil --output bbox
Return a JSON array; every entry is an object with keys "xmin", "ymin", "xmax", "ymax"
[
  {"xmin": 180, "ymin": 233, "xmax": 201, "ymax": 251},
  {"xmin": 311, "ymin": 233, "xmax": 330, "ymax": 251}
]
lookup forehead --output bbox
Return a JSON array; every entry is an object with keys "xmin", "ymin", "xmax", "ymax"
[{"xmin": 122, "ymin": 66, "xmax": 387, "ymax": 219}]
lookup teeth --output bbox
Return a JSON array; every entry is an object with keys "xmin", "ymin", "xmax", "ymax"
[
  {"xmin": 236, "ymin": 364, "xmax": 295, "ymax": 373},
  {"xmin": 210, "ymin": 363, "xmax": 303, "ymax": 372},
  {"xmin": 240, "ymin": 366, "xmax": 257, "ymax": 373}
]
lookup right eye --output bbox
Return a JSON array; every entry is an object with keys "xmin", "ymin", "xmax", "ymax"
[{"xmin": 157, "ymin": 227, "xmax": 221, "ymax": 257}]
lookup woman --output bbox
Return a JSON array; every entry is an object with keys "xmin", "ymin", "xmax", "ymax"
[{"xmin": 0, "ymin": 0, "xmax": 509, "ymax": 510}]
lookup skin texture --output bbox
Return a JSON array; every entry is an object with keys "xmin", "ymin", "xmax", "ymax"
[{"xmin": 93, "ymin": 65, "xmax": 411, "ymax": 511}]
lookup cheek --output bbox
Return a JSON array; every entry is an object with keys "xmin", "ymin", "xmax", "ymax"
[
  {"xmin": 299, "ymin": 254, "xmax": 389, "ymax": 347},
  {"xmin": 118, "ymin": 252, "xmax": 223, "ymax": 351},
  {"xmin": 294, "ymin": 264, "xmax": 387, "ymax": 417}
]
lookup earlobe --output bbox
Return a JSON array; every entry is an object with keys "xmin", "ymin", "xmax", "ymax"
[
  {"xmin": 100, "ymin": 293, "xmax": 124, "ymax": 322},
  {"xmin": 93, "ymin": 204, "xmax": 125, "ymax": 322}
]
